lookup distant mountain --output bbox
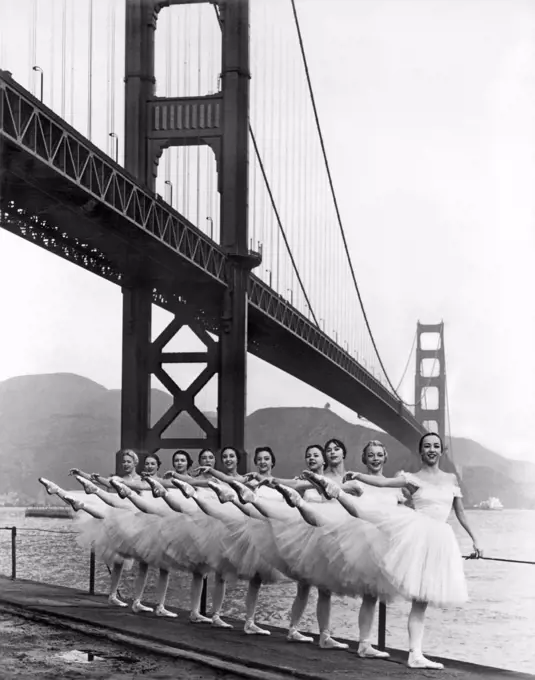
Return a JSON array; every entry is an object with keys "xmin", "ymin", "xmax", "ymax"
[{"xmin": 0, "ymin": 373, "xmax": 532, "ymax": 508}]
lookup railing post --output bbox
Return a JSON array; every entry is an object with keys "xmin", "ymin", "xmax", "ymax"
[
  {"xmin": 200, "ymin": 576, "xmax": 208, "ymax": 617},
  {"xmin": 89, "ymin": 549, "xmax": 96, "ymax": 595},
  {"xmin": 11, "ymin": 526, "xmax": 17, "ymax": 579},
  {"xmin": 378, "ymin": 601, "xmax": 387, "ymax": 650}
]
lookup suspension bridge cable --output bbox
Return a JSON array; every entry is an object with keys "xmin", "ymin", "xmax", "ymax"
[
  {"xmin": 290, "ymin": 0, "xmax": 412, "ymax": 399},
  {"xmin": 395, "ymin": 329, "xmax": 417, "ymax": 392},
  {"xmin": 212, "ymin": 3, "xmax": 319, "ymax": 326},
  {"xmin": 445, "ymin": 367, "xmax": 455, "ymax": 465}
]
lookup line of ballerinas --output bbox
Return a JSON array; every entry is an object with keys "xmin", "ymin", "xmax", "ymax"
[{"xmin": 38, "ymin": 432, "xmax": 482, "ymax": 669}]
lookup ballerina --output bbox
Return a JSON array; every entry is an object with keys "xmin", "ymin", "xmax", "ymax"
[
  {"xmin": 198, "ymin": 446, "xmax": 284, "ymax": 635},
  {"xmin": 39, "ymin": 477, "xmax": 135, "ymax": 607},
  {"xmin": 69, "ymin": 449, "xmax": 142, "ymax": 490},
  {"xmin": 346, "ymin": 432, "xmax": 483, "ymax": 670}
]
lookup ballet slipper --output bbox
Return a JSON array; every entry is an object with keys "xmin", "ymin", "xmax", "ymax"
[
  {"xmin": 108, "ymin": 594, "xmax": 128, "ymax": 608},
  {"xmin": 244, "ymin": 619, "xmax": 270, "ymax": 635},
  {"xmin": 211, "ymin": 614, "xmax": 233, "ymax": 629},
  {"xmin": 132, "ymin": 600, "xmax": 153, "ymax": 614},
  {"xmin": 189, "ymin": 611, "xmax": 212, "ymax": 624},
  {"xmin": 273, "ymin": 483, "xmax": 303, "ymax": 508},
  {"xmin": 319, "ymin": 632, "xmax": 349, "ymax": 650},
  {"xmin": 207, "ymin": 481, "xmax": 238, "ymax": 504},
  {"xmin": 170, "ymin": 478, "xmax": 196, "ymax": 498},
  {"xmin": 109, "ymin": 477, "xmax": 132, "ymax": 499},
  {"xmin": 227, "ymin": 479, "xmax": 256, "ymax": 504},
  {"xmin": 76, "ymin": 476, "xmax": 100, "ymax": 495},
  {"xmin": 38, "ymin": 478, "xmax": 61, "ymax": 496},
  {"xmin": 407, "ymin": 652, "xmax": 444, "ymax": 669},
  {"xmin": 357, "ymin": 642, "xmax": 390, "ymax": 658},
  {"xmin": 155, "ymin": 604, "xmax": 177, "ymax": 618},
  {"xmin": 61, "ymin": 493, "xmax": 85, "ymax": 512},
  {"xmin": 146, "ymin": 477, "xmax": 167, "ymax": 498},
  {"xmin": 287, "ymin": 628, "xmax": 313, "ymax": 643}
]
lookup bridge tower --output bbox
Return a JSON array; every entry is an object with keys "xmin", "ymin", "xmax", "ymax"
[
  {"xmin": 414, "ymin": 322, "xmax": 446, "ymax": 443},
  {"xmin": 119, "ymin": 0, "xmax": 256, "ymax": 473}
]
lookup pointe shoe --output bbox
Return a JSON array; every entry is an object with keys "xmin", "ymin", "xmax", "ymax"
[
  {"xmin": 146, "ymin": 477, "xmax": 167, "ymax": 498},
  {"xmin": 227, "ymin": 479, "xmax": 256, "ymax": 504},
  {"xmin": 207, "ymin": 481, "xmax": 238, "ymax": 504},
  {"xmin": 109, "ymin": 477, "xmax": 131, "ymax": 499},
  {"xmin": 211, "ymin": 614, "xmax": 233, "ymax": 629},
  {"xmin": 108, "ymin": 594, "xmax": 128, "ymax": 608},
  {"xmin": 302, "ymin": 472, "xmax": 340, "ymax": 500},
  {"xmin": 244, "ymin": 619, "xmax": 270, "ymax": 635},
  {"xmin": 319, "ymin": 632, "xmax": 349, "ymax": 650},
  {"xmin": 189, "ymin": 611, "xmax": 212, "ymax": 624},
  {"xmin": 155, "ymin": 604, "xmax": 177, "ymax": 618},
  {"xmin": 170, "ymin": 478, "xmax": 196, "ymax": 498},
  {"xmin": 287, "ymin": 628, "xmax": 313, "ymax": 643},
  {"xmin": 61, "ymin": 493, "xmax": 85, "ymax": 512},
  {"xmin": 357, "ymin": 643, "xmax": 390, "ymax": 659},
  {"xmin": 132, "ymin": 599, "xmax": 153, "ymax": 614},
  {"xmin": 407, "ymin": 652, "xmax": 444, "ymax": 669},
  {"xmin": 39, "ymin": 478, "xmax": 61, "ymax": 496},
  {"xmin": 273, "ymin": 483, "xmax": 303, "ymax": 508},
  {"xmin": 76, "ymin": 476, "xmax": 100, "ymax": 495}
]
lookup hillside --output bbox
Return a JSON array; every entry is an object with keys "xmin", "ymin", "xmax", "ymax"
[{"xmin": 0, "ymin": 373, "xmax": 532, "ymax": 508}]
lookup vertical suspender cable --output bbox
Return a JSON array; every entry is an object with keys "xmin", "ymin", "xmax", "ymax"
[
  {"xmin": 31, "ymin": 0, "xmax": 37, "ymax": 96},
  {"xmin": 61, "ymin": 0, "xmax": 67, "ymax": 119},
  {"xmin": 87, "ymin": 0, "xmax": 94, "ymax": 140},
  {"xmin": 196, "ymin": 4, "xmax": 202, "ymax": 227}
]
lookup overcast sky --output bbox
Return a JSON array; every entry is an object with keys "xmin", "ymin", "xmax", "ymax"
[{"xmin": 0, "ymin": 0, "xmax": 534, "ymax": 462}]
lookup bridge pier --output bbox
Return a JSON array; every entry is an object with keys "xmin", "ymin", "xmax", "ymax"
[{"xmin": 120, "ymin": 0, "xmax": 254, "ymax": 473}]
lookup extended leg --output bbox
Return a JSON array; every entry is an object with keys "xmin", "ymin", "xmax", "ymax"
[
  {"xmin": 132, "ymin": 561, "xmax": 153, "ymax": 613},
  {"xmin": 154, "ymin": 568, "xmax": 177, "ymax": 618},
  {"xmin": 108, "ymin": 562, "xmax": 127, "ymax": 607}
]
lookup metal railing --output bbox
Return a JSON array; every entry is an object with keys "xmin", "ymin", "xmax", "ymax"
[{"xmin": 1, "ymin": 525, "xmax": 534, "ymax": 651}]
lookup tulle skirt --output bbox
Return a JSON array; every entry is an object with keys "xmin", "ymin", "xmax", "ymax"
[
  {"xmin": 362, "ymin": 505, "xmax": 468, "ymax": 607},
  {"xmin": 271, "ymin": 502, "xmax": 392, "ymax": 598},
  {"xmin": 74, "ymin": 505, "xmax": 134, "ymax": 570}
]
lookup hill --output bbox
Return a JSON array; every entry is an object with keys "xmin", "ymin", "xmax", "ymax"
[{"xmin": 0, "ymin": 373, "xmax": 532, "ymax": 508}]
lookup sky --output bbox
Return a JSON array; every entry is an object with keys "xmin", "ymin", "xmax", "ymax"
[{"xmin": 0, "ymin": 0, "xmax": 534, "ymax": 462}]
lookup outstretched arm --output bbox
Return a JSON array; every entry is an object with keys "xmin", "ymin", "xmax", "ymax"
[
  {"xmin": 352, "ymin": 472, "xmax": 410, "ymax": 489},
  {"xmin": 453, "ymin": 498, "xmax": 483, "ymax": 556}
]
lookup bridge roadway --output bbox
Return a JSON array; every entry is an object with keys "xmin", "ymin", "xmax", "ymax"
[
  {"xmin": 0, "ymin": 71, "xmax": 425, "ymax": 451},
  {"xmin": 0, "ymin": 577, "xmax": 531, "ymax": 680}
]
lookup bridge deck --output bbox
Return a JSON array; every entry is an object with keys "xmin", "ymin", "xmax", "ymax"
[{"xmin": 0, "ymin": 577, "xmax": 530, "ymax": 680}]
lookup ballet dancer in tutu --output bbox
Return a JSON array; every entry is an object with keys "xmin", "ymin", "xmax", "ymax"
[
  {"xmin": 69, "ymin": 449, "xmax": 142, "ymax": 491},
  {"xmin": 255, "ymin": 439, "xmax": 392, "ymax": 651},
  {"xmin": 342, "ymin": 432, "xmax": 483, "ymax": 669},
  {"xmin": 38, "ymin": 476, "xmax": 136, "ymax": 607},
  {"xmin": 196, "ymin": 446, "xmax": 285, "ymax": 635},
  {"xmin": 240, "ymin": 443, "xmax": 350, "ymax": 649}
]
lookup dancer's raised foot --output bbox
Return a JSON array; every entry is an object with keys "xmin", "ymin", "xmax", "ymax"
[
  {"xmin": 358, "ymin": 643, "xmax": 390, "ymax": 659},
  {"xmin": 108, "ymin": 594, "xmax": 128, "ymax": 608},
  {"xmin": 211, "ymin": 614, "xmax": 233, "ymax": 629},
  {"xmin": 287, "ymin": 627, "xmax": 313, "ymax": 643},
  {"xmin": 146, "ymin": 476, "xmax": 167, "ymax": 498},
  {"xmin": 189, "ymin": 611, "xmax": 212, "ymax": 624},
  {"xmin": 302, "ymin": 471, "xmax": 341, "ymax": 500},
  {"xmin": 319, "ymin": 632, "xmax": 349, "ymax": 650},
  {"xmin": 207, "ymin": 481, "xmax": 238, "ymax": 504},
  {"xmin": 76, "ymin": 476, "xmax": 100, "ymax": 495},
  {"xmin": 170, "ymin": 478, "xmax": 196, "ymax": 498},
  {"xmin": 273, "ymin": 483, "xmax": 302, "ymax": 508},
  {"xmin": 407, "ymin": 652, "xmax": 444, "ymax": 670},
  {"xmin": 51, "ymin": 490, "xmax": 84, "ymax": 512},
  {"xmin": 227, "ymin": 479, "xmax": 256, "ymax": 504},
  {"xmin": 38, "ymin": 478, "xmax": 61, "ymax": 496},
  {"xmin": 155, "ymin": 604, "xmax": 177, "ymax": 618},
  {"xmin": 132, "ymin": 599, "xmax": 153, "ymax": 614},
  {"xmin": 244, "ymin": 619, "xmax": 270, "ymax": 635},
  {"xmin": 109, "ymin": 477, "xmax": 132, "ymax": 499}
]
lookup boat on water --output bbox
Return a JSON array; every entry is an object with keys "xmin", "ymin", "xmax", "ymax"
[
  {"xmin": 24, "ymin": 506, "xmax": 73, "ymax": 518},
  {"xmin": 474, "ymin": 496, "xmax": 504, "ymax": 510}
]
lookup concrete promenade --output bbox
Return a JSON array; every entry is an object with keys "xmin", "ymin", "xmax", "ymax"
[{"xmin": 0, "ymin": 576, "xmax": 532, "ymax": 680}]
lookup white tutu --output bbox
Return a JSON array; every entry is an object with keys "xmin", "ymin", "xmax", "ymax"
[{"xmin": 358, "ymin": 472, "xmax": 468, "ymax": 607}]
